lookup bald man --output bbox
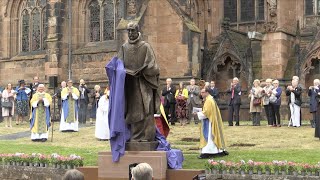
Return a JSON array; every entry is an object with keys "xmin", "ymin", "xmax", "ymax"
[{"xmin": 29, "ymin": 84, "xmax": 52, "ymax": 142}]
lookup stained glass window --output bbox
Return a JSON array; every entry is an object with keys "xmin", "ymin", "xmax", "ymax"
[
  {"xmin": 257, "ymin": 0, "xmax": 265, "ymax": 20},
  {"xmin": 22, "ymin": 10, "xmax": 30, "ymax": 52},
  {"xmin": 305, "ymin": 0, "xmax": 314, "ymax": 15},
  {"xmin": 241, "ymin": 0, "xmax": 255, "ymax": 22},
  {"xmin": 27, "ymin": 0, "xmax": 36, "ymax": 7},
  {"xmin": 88, "ymin": 0, "xmax": 121, "ymax": 42},
  {"xmin": 117, "ymin": 0, "xmax": 125, "ymax": 24},
  {"xmin": 89, "ymin": 0, "xmax": 100, "ymax": 42},
  {"xmin": 318, "ymin": 0, "xmax": 320, "ymax": 15},
  {"xmin": 21, "ymin": 0, "xmax": 47, "ymax": 52},
  {"xmin": 42, "ymin": 9, "xmax": 47, "ymax": 50},
  {"xmin": 32, "ymin": 9, "xmax": 41, "ymax": 51},
  {"xmin": 224, "ymin": 0, "xmax": 237, "ymax": 23},
  {"xmin": 103, "ymin": 0, "xmax": 115, "ymax": 41}
]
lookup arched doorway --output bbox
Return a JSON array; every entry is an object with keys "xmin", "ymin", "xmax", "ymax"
[{"xmin": 304, "ymin": 58, "xmax": 320, "ymax": 86}]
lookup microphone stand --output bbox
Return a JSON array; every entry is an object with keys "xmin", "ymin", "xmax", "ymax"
[{"xmin": 51, "ymin": 86, "xmax": 57, "ymax": 142}]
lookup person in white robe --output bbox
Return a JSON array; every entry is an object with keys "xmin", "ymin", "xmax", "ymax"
[
  {"xmin": 29, "ymin": 84, "xmax": 52, "ymax": 142},
  {"xmin": 195, "ymin": 88, "xmax": 228, "ymax": 159},
  {"xmin": 95, "ymin": 89, "xmax": 110, "ymax": 140},
  {"xmin": 60, "ymin": 80, "xmax": 80, "ymax": 132}
]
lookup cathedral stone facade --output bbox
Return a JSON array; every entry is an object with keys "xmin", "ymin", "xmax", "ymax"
[{"xmin": 1, "ymin": 0, "xmax": 320, "ymax": 120}]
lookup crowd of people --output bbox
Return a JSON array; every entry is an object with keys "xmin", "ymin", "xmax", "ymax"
[
  {"xmin": 1, "ymin": 73, "xmax": 320, "ymax": 144},
  {"xmin": 162, "ymin": 76, "xmax": 319, "ymax": 134},
  {"xmin": 0, "ymin": 76, "xmax": 111, "ymax": 142}
]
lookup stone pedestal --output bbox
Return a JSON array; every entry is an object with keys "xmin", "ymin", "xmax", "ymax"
[
  {"xmin": 98, "ymin": 151, "xmax": 167, "ymax": 180},
  {"xmin": 125, "ymin": 141, "xmax": 159, "ymax": 151}
]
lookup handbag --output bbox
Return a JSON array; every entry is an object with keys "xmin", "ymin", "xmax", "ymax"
[
  {"xmin": 269, "ymin": 95, "xmax": 277, "ymax": 103},
  {"xmin": 253, "ymin": 98, "xmax": 261, "ymax": 106},
  {"xmin": 2, "ymin": 100, "xmax": 13, "ymax": 108}
]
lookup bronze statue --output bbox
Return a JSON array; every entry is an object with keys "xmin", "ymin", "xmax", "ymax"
[{"xmin": 118, "ymin": 22, "xmax": 160, "ymax": 142}]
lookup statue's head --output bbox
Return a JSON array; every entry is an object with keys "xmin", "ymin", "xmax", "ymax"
[{"xmin": 127, "ymin": 22, "xmax": 140, "ymax": 41}]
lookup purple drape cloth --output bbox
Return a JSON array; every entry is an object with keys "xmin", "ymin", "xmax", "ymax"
[
  {"xmin": 156, "ymin": 128, "xmax": 184, "ymax": 169},
  {"xmin": 106, "ymin": 57, "xmax": 131, "ymax": 162}
]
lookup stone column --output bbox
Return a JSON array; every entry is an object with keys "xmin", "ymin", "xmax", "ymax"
[{"xmin": 45, "ymin": 0, "xmax": 65, "ymax": 79}]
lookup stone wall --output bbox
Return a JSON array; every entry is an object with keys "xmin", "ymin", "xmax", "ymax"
[
  {"xmin": 0, "ymin": 166, "xmax": 67, "ymax": 180},
  {"xmin": 207, "ymin": 174, "xmax": 320, "ymax": 180},
  {"xmin": 261, "ymin": 32, "xmax": 295, "ymax": 79},
  {"xmin": 142, "ymin": 0, "xmax": 190, "ymax": 78}
]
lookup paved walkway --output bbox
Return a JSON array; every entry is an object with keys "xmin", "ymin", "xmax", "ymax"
[{"xmin": 0, "ymin": 123, "xmax": 93, "ymax": 140}]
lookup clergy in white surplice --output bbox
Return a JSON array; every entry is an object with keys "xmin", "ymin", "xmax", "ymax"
[
  {"xmin": 195, "ymin": 88, "xmax": 228, "ymax": 159},
  {"xmin": 29, "ymin": 84, "xmax": 52, "ymax": 142},
  {"xmin": 59, "ymin": 80, "xmax": 80, "ymax": 132},
  {"xmin": 95, "ymin": 89, "xmax": 110, "ymax": 140}
]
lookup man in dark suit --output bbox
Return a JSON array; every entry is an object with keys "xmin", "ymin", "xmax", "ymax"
[
  {"xmin": 30, "ymin": 76, "xmax": 40, "ymax": 100},
  {"xmin": 78, "ymin": 79, "xmax": 90, "ymax": 124},
  {"xmin": 308, "ymin": 79, "xmax": 320, "ymax": 128},
  {"xmin": 209, "ymin": 80, "xmax": 219, "ymax": 102},
  {"xmin": 162, "ymin": 78, "xmax": 176, "ymax": 125},
  {"xmin": 227, "ymin": 77, "xmax": 241, "ymax": 126}
]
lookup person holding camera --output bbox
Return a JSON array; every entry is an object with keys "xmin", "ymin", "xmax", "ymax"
[
  {"xmin": 308, "ymin": 79, "xmax": 320, "ymax": 128},
  {"xmin": 286, "ymin": 79, "xmax": 302, "ymax": 127},
  {"xmin": 15, "ymin": 80, "xmax": 31, "ymax": 125},
  {"xmin": 90, "ymin": 85, "xmax": 103, "ymax": 125},
  {"xmin": 29, "ymin": 76, "xmax": 40, "ymax": 101},
  {"xmin": 78, "ymin": 79, "xmax": 90, "ymax": 124},
  {"xmin": 1, "ymin": 83, "xmax": 15, "ymax": 127},
  {"xmin": 262, "ymin": 78, "xmax": 274, "ymax": 126},
  {"xmin": 186, "ymin": 78, "xmax": 201, "ymax": 124},
  {"xmin": 162, "ymin": 78, "xmax": 176, "ymax": 125}
]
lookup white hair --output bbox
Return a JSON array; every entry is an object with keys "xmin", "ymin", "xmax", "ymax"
[
  {"xmin": 314, "ymin": 79, "xmax": 320, "ymax": 85},
  {"xmin": 233, "ymin": 77, "xmax": 239, "ymax": 82},
  {"xmin": 38, "ymin": 84, "xmax": 45, "ymax": 88},
  {"xmin": 292, "ymin": 76, "xmax": 299, "ymax": 81},
  {"xmin": 131, "ymin": 163, "xmax": 153, "ymax": 180},
  {"xmin": 166, "ymin": 78, "xmax": 172, "ymax": 82}
]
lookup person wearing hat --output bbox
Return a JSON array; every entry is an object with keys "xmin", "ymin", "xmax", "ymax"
[{"xmin": 15, "ymin": 80, "xmax": 31, "ymax": 125}]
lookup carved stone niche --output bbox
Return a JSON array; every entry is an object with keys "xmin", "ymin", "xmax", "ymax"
[
  {"xmin": 267, "ymin": 0, "xmax": 277, "ymax": 17},
  {"xmin": 127, "ymin": 0, "xmax": 137, "ymax": 16},
  {"xmin": 264, "ymin": 21, "xmax": 277, "ymax": 33}
]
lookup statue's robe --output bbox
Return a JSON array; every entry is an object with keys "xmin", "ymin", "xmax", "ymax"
[
  {"xmin": 29, "ymin": 92, "xmax": 52, "ymax": 140},
  {"xmin": 59, "ymin": 87, "xmax": 80, "ymax": 132},
  {"xmin": 118, "ymin": 35, "xmax": 160, "ymax": 141}
]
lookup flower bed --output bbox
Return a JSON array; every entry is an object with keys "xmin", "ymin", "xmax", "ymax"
[
  {"xmin": 205, "ymin": 160, "xmax": 320, "ymax": 176},
  {"xmin": 0, "ymin": 153, "xmax": 84, "ymax": 169}
]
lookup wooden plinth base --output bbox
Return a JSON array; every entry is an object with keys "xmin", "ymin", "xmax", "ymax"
[{"xmin": 98, "ymin": 151, "xmax": 167, "ymax": 180}]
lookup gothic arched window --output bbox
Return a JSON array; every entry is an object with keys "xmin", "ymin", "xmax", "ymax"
[
  {"xmin": 240, "ymin": 0, "xmax": 255, "ymax": 22},
  {"xmin": 103, "ymin": 0, "xmax": 114, "ymax": 41},
  {"xmin": 89, "ymin": 0, "xmax": 101, "ymax": 42},
  {"xmin": 32, "ymin": 9, "xmax": 41, "ymax": 51},
  {"xmin": 224, "ymin": 0, "xmax": 237, "ymax": 22},
  {"xmin": 305, "ymin": 0, "xmax": 320, "ymax": 15},
  {"xmin": 89, "ymin": 0, "xmax": 124, "ymax": 42},
  {"xmin": 20, "ymin": 0, "xmax": 47, "ymax": 52},
  {"xmin": 22, "ymin": 10, "xmax": 30, "ymax": 52}
]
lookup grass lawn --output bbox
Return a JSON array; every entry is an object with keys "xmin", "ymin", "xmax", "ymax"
[{"xmin": 0, "ymin": 120, "xmax": 319, "ymax": 169}]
